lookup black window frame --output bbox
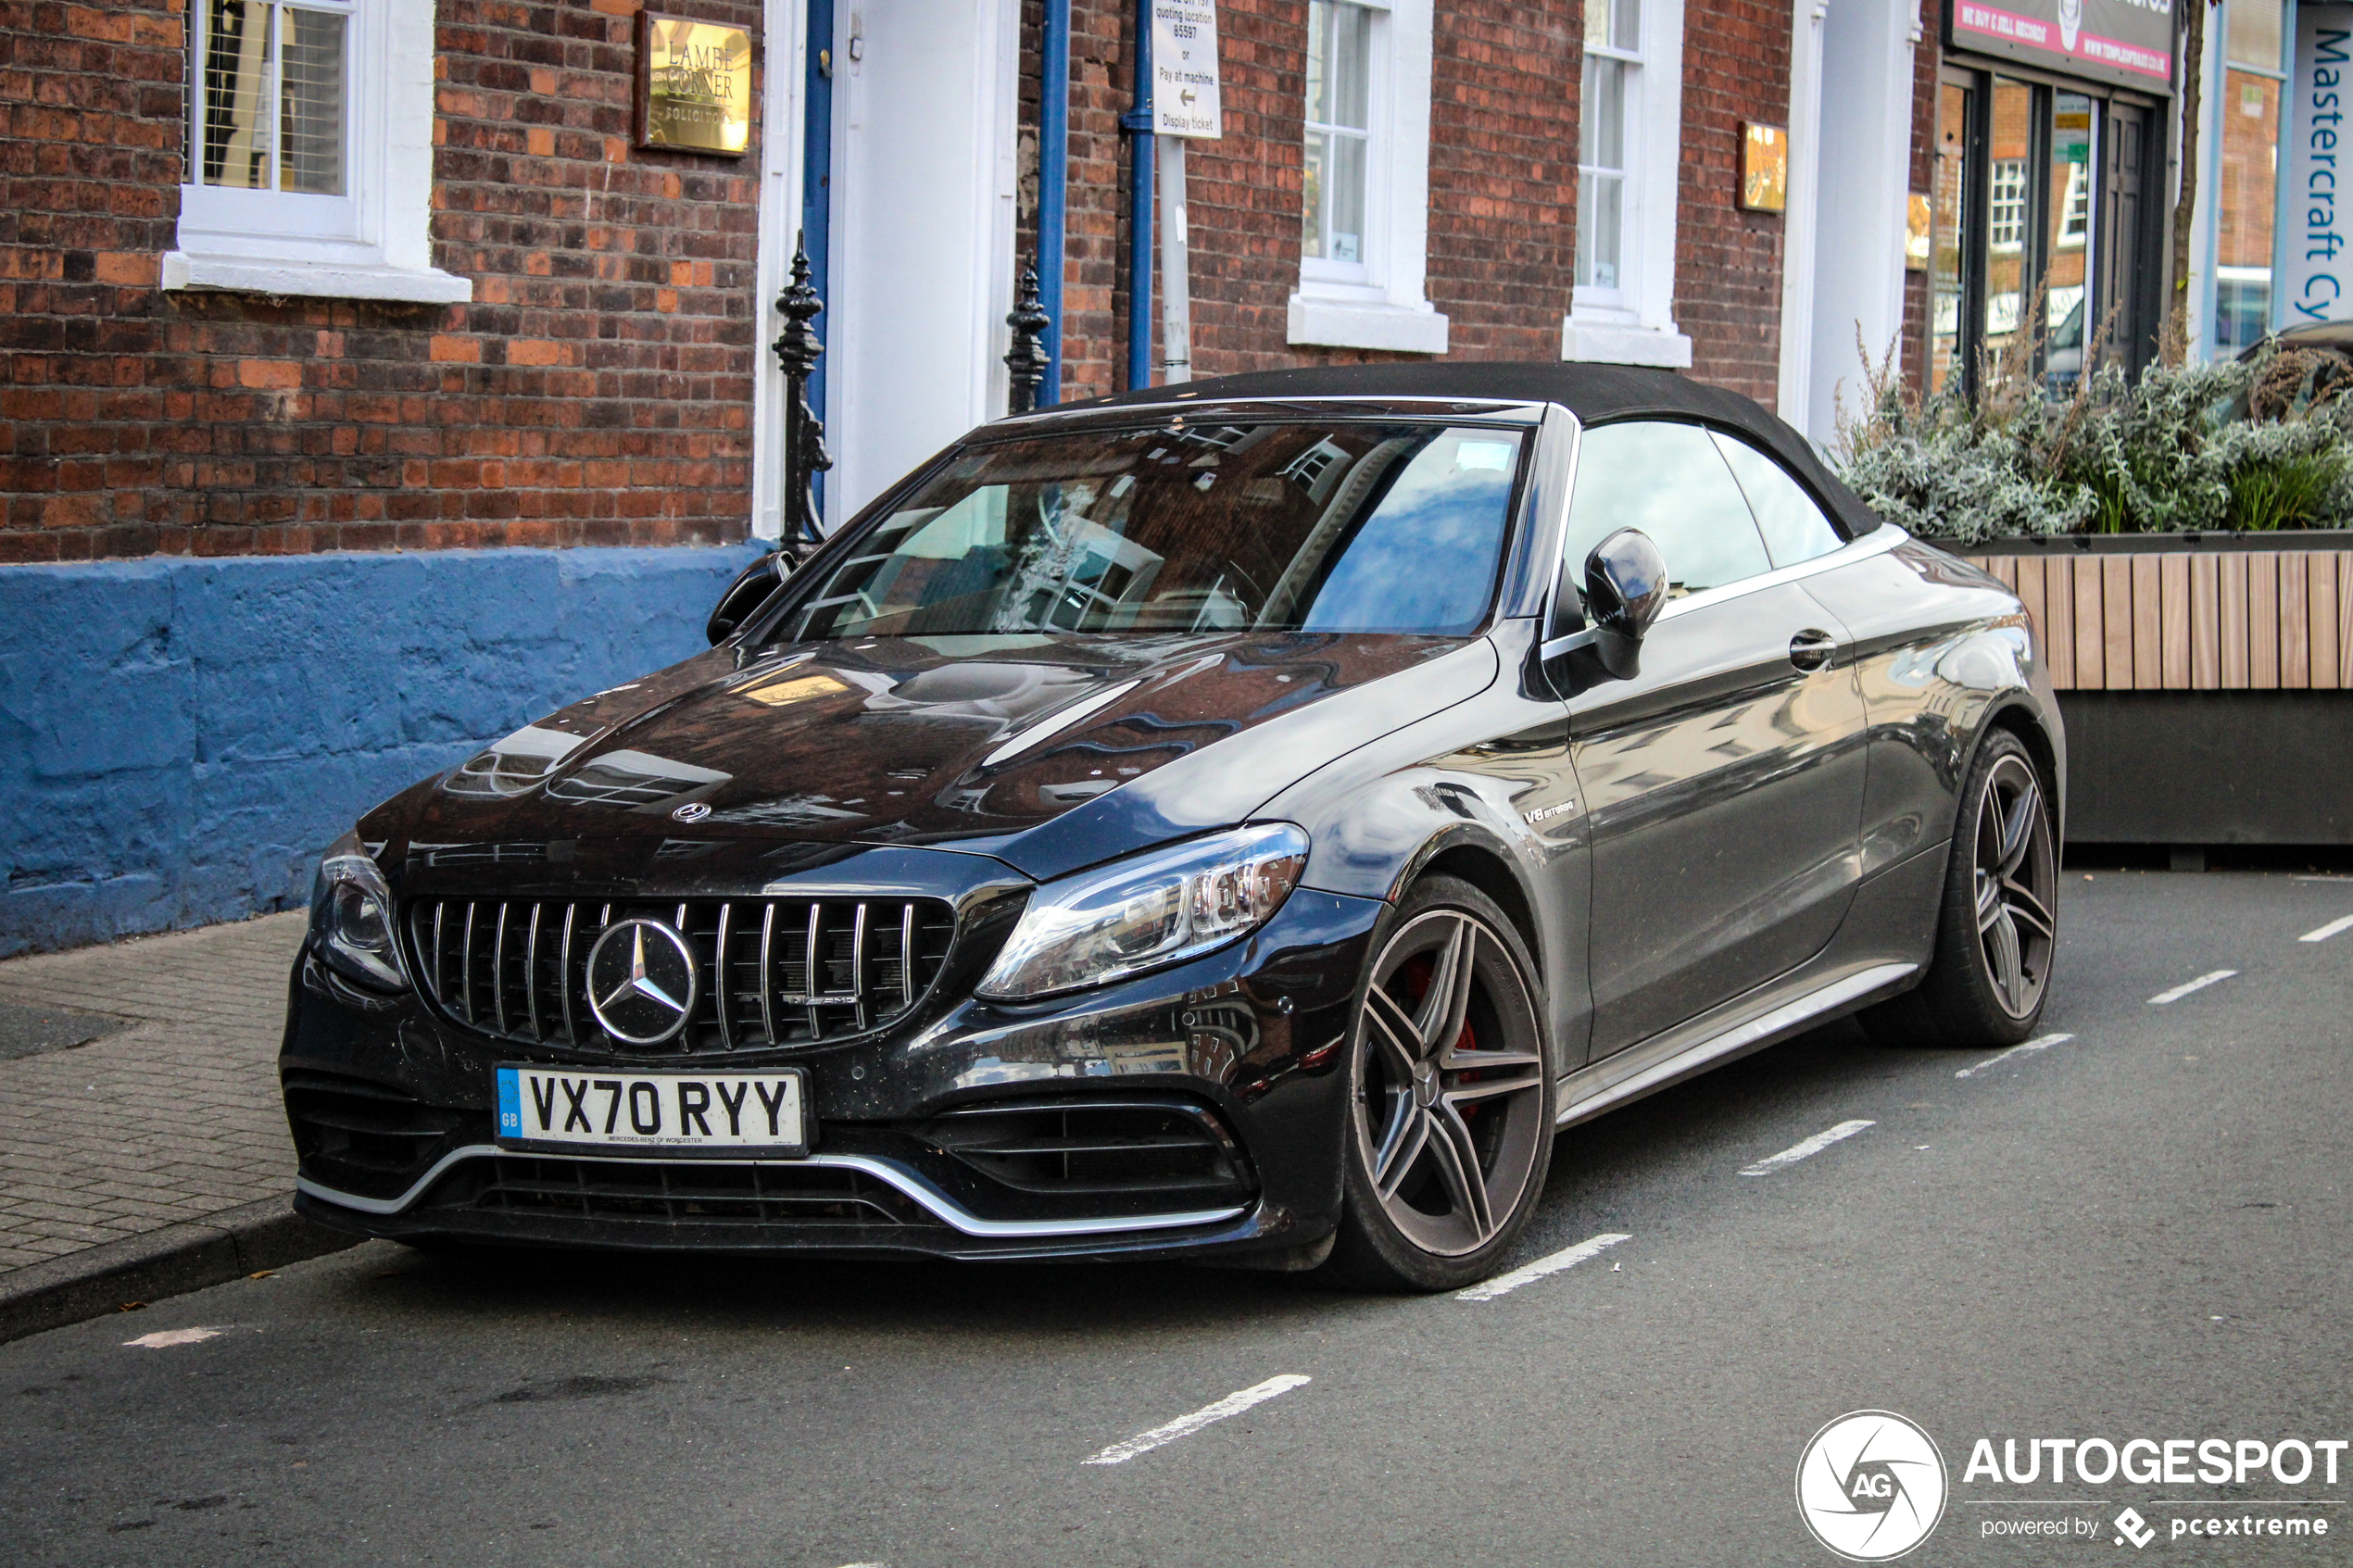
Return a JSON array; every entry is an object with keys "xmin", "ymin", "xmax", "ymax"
[{"xmin": 1930, "ymin": 57, "xmax": 2170, "ymax": 399}]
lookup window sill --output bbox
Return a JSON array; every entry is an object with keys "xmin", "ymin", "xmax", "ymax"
[
  {"xmin": 1287, "ymin": 295, "xmax": 1450, "ymax": 355},
  {"xmin": 161, "ymin": 252, "xmax": 474, "ymax": 305},
  {"xmin": 1559, "ymin": 317, "xmax": 1693, "ymax": 370}
]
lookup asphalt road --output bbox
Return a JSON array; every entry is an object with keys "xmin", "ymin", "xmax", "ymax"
[{"xmin": 6, "ymin": 872, "xmax": 2350, "ymax": 1567}]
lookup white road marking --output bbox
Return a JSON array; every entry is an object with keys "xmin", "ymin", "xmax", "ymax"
[
  {"xmin": 123, "ymin": 1327, "xmax": 219, "ymax": 1348},
  {"xmin": 1739, "ymin": 1119, "xmax": 1876, "ymax": 1176},
  {"xmin": 1955, "ymin": 1032, "xmax": 2075, "ymax": 1079},
  {"xmin": 2299, "ymin": 914, "xmax": 2353, "ymax": 944},
  {"xmin": 1083, "ymin": 1374, "xmax": 1311, "ymax": 1466},
  {"xmin": 1455, "ymin": 1232, "xmax": 1631, "ymax": 1302},
  {"xmin": 2148, "ymin": 970, "xmax": 2237, "ymax": 1005}
]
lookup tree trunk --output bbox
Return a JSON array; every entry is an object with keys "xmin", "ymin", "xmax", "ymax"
[{"xmin": 2167, "ymin": 0, "xmax": 2213, "ymax": 362}]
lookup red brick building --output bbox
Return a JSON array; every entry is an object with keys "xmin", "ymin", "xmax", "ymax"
[
  {"xmin": 3, "ymin": 0, "xmax": 1937, "ymax": 951},
  {"xmin": 0, "ymin": 0, "xmax": 1853, "ymax": 566},
  {"xmin": 1043, "ymin": 0, "xmax": 1796, "ymax": 408},
  {"xmin": 3, "ymin": 0, "xmax": 771, "ymax": 564}
]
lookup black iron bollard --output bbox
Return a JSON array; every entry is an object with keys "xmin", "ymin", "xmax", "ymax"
[
  {"xmin": 1004, "ymin": 260, "xmax": 1050, "ymax": 416},
  {"xmin": 771, "ymin": 232, "xmax": 833, "ymax": 549}
]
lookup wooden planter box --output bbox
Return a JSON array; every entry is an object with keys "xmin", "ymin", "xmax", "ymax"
[
  {"xmin": 1959, "ymin": 534, "xmax": 2353, "ymax": 691},
  {"xmin": 1955, "ymin": 533, "xmax": 2352, "ymax": 847}
]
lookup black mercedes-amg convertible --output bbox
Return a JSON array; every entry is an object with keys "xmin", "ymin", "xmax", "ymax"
[{"xmin": 283, "ymin": 362, "xmax": 2062, "ymax": 1290}]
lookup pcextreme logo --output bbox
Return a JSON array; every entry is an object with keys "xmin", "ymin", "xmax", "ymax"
[{"xmin": 1796, "ymin": 1411, "xmax": 1950, "ymax": 1562}]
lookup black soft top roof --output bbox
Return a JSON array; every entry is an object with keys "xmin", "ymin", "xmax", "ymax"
[{"xmin": 1071, "ymin": 360, "xmax": 1881, "ymax": 537}]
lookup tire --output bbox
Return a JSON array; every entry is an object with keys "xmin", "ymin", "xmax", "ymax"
[
  {"xmin": 1319, "ymin": 876, "xmax": 1554, "ymax": 1292},
  {"xmin": 1862, "ymin": 730, "xmax": 2058, "ymax": 1050}
]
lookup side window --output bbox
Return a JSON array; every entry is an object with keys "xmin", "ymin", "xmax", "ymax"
[
  {"xmin": 1558, "ymin": 421, "xmax": 1770, "ymax": 613},
  {"xmin": 1711, "ymin": 433, "xmax": 1845, "ymax": 569}
]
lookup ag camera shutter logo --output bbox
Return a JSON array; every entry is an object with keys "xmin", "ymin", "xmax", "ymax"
[{"xmin": 1796, "ymin": 1411, "xmax": 1949, "ymax": 1561}]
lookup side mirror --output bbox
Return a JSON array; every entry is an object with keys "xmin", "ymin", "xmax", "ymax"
[
  {"xmin": 1536, "ymin": 527, "xmax": 1667, "ymax": 694},
  {"xmin": 706, "ymin": 550, "xmax": 796, "ymax": 645},
  {"xmin": 1581, "ymin": 527, "xmax": 1667, "ymax": 677}
]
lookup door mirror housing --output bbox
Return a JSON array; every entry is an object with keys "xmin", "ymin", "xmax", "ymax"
[
  {"xmin": 1582, "ymin": 527, "xmax": 1668, "ymax": 675},
  {"xmin": 706, "ymin": 550, "xmax": 796, "ymax": 645},
  {"xmin": 1538, "ymin": 527, "xmax": 1668, "ymax": 694}
]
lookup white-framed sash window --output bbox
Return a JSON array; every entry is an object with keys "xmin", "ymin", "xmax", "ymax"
[
  {"xmin": 1563, "ymin": 0, "xmax": 1690, "ymax": 368},
  {"xmin": 1576, "ymin": 0, "xmax": 1637, "ymax": 297},
  {"xmin": 1288, "ymin": 0, "xmax": 1448, "ymax": 354},
  {"xmin": 167, "ymin": 0, "xmax": 470, "ymax": 303},
  {"xmin": 1302, "ymin": 0, "xmax": 1374, "ymax": 278}
]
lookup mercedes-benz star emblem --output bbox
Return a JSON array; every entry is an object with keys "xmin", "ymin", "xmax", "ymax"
[
  {"xmin": 584, "ymin": 918, "xmax": 699, "ymax": 1046},
  {"xmin": 672, "ymin": 801, "xmax": 711, "ymax": 822}
]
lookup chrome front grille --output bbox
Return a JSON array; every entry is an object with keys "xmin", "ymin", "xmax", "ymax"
[{"xmin": 407, "ymin": 897, "xmax": 956, "ymax": 1053}]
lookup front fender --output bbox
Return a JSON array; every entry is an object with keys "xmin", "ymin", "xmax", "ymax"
[{"xmin": 1260, "ymin": 622, "xmax": 1592, "ymax": 1074}]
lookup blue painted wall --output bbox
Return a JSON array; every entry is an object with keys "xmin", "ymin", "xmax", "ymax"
[{"xmin": 0, "ymin": 545, "xmax": 761, "ymax": 957}]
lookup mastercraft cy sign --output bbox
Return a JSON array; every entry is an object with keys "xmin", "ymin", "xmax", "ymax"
[{"xmin": 2288, "ymin": 5, "xmax": 2353, "ymax": 325}]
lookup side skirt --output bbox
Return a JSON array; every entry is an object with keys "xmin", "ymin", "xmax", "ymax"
[{"xmin": 1554, "ymin": 960, "xmax": 1917, "ymax": 1130}]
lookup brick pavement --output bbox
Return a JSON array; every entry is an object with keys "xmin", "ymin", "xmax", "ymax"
[{"xmin": 0, "ymin": 913, "xmax": 304, "ymax": 1274}]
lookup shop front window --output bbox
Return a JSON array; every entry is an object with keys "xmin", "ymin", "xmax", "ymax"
[
  {"xmin": 1983, "ymin": 80, "xmax": 2034, "ymax": 370},
  {"xmin": 2045, "ymin": 94, "xmax": 2096, "ymax": 395},
  {"xmin": 1931, "ymin": 80, "xmax": 1973, "ymax": 396},
  {"xmin": 2213, "ymin": 0, "xmax": 2284, "ymax": 358},
  {"xmin": 1929, "ymin": 68, "xmax": 2168, "ymax": 400}
]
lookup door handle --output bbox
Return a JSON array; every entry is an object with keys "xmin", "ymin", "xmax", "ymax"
[{"xmin": 1789, "ymin": 629, "xmax": 1839, "ymax": 671}]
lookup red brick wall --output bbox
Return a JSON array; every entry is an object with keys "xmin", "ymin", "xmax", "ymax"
[
  {"xmin": 1674, "ymin": 0, "xmax": 1790, "ymax": 404},
  {"xmin": 1063, "ymin": 0, "xmax": 1138, "ymax": 400},
  {"xmin": 0, "ymin": 0, "xmax": 761, "ymax": 564},
  {"xmin": 1044, "ymin": 0, "xmax": 1785, "ymax": 400},
  {"xmin": 1049, "ymin": 0, "xmax": 1581, "ymax": 397},
  {"xmin": 1427, "ymin": 0, "xmax": 1579, "ymax": 359}
]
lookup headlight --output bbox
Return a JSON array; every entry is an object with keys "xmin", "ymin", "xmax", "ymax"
[
  {"xmin": 309, "ymin": 830, "xmax": 409, "ymax": 993},
  {"xmin": 976, "ymin": 823, "xmax": 1311, "ymax": 1000}
]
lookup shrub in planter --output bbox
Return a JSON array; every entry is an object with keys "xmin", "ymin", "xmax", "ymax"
[{"xmin": 1833, "ymin": 338, "xmax": 2353, "ymax": 545}]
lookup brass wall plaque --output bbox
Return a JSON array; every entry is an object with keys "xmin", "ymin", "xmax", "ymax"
[
  {"xmin": 1739, "ymin": 122, "xmax": 1788, "ymax": 214},
  {"xmin": 636, "ymin": 13, "xmax": 752, "ymax": 156}
]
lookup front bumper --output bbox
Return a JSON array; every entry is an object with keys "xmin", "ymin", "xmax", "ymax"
[{"xmin": 281, "ymin": 881, "xmax": 1384, "ymax": 1262}]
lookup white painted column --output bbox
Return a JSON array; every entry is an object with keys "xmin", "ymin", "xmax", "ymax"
[
  {"xmin": 749, "ymin": 0, "xmax": 809, "ymax": 544},
  {"xmin": 1776, "ymin": 0, "xmax": 1828, "ymax": 423},
  {"xmin": 1803, "ymin": 0, "xmax": 1922, "ymax": 443}
]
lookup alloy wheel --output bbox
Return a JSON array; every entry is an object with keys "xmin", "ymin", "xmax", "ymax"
[
  {"xmin": 1351, "ymin": 909, "xmax": 1548, "ymax": 1259},
  {"xmin": 1971, "ymin": 753, "xmax": 2057, "ymax": 1019}
]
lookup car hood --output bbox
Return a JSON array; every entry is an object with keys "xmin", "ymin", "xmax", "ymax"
[{"xmin": 383, "ymin": 630, "xmax": 1500, "ymax": 883}]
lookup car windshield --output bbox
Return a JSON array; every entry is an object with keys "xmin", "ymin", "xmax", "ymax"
[{"xmin": 777, "ymin": 421, "xmax": 1526, "ymax": 641}]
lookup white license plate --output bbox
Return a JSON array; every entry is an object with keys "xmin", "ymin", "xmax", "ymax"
[{"xmin": 495, "ymin": 1066, "xmax": 810, "ymax": 1157}]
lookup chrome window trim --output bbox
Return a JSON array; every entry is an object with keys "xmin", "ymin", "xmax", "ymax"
[
  {"xmin": 297, "ymin": 1147, "xmax": 1249, "ymax": 1238},
  {"xmin": 1652, "ymin": 523, "xmax": 1908, "ymax": 625}
]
